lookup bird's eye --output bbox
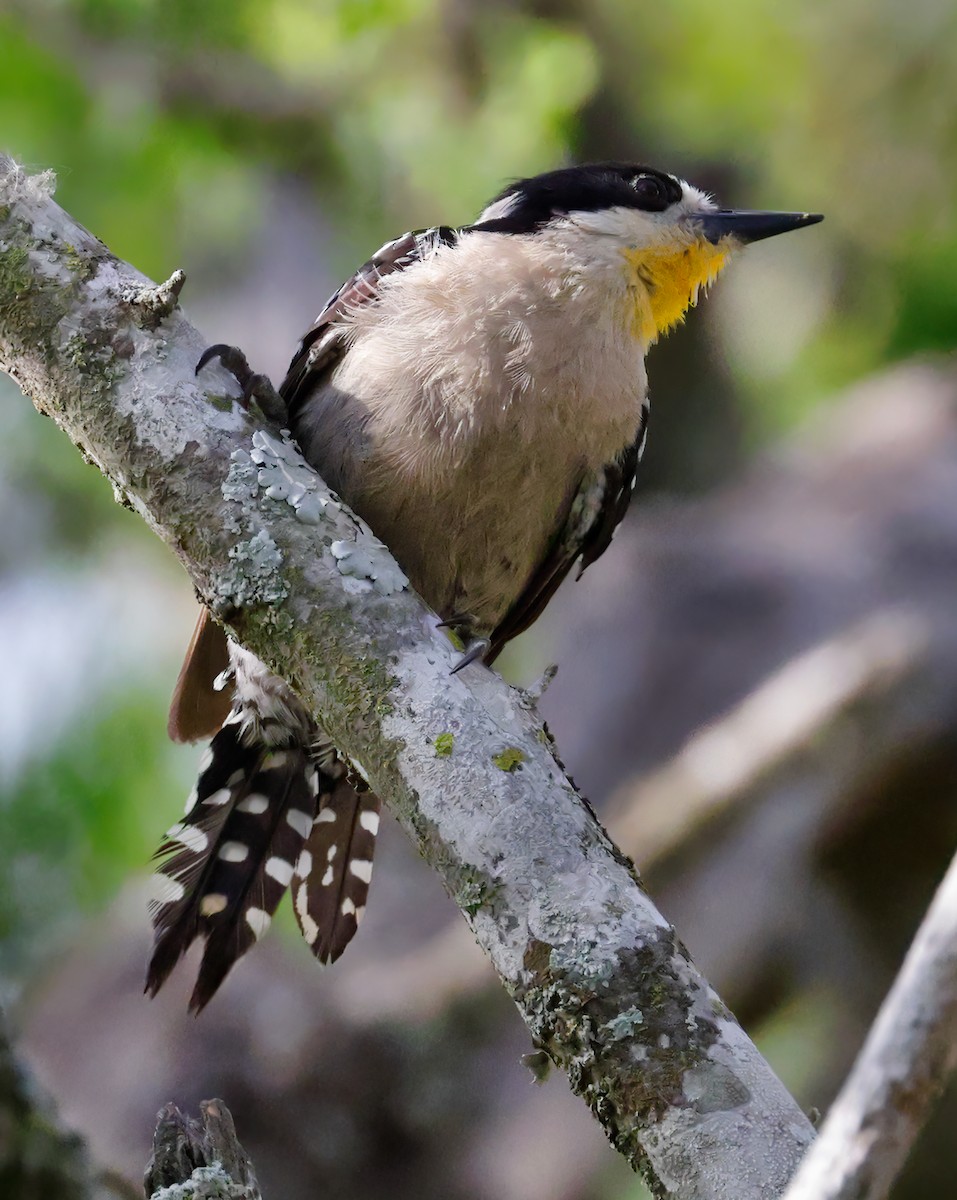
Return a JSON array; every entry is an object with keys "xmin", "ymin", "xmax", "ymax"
[{"xmin": 631, "ymin": 175, "xmax": 670, "ymax": 211}]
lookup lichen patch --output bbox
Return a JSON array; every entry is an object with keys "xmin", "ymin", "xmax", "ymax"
[
  {"xmin": 250, "ymin": 428, "xmax": 336, "ymax": 526},
  {"xmin": 331, "ymin": 536, "xmax": 409, "ymax": 596},
  {"xmin": 211, "ymin": 529, "xmax": 288, "ymax": 613}
]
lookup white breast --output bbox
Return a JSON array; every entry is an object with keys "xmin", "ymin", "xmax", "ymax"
[{"xmin": 294, "ymin": 227, "xmax": 649, "ymax": 631}]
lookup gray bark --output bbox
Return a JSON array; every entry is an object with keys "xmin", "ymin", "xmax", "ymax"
[
  {"xmin": 0, "ymin": 155, "xmax": 816, "ymax": 1198},
  {"xmin": 146, "ymin": 1101, "xmax": 261, "ymax": 1200},
  {"xmin": 781, "ymin": 846, "xmax": 957, "ymax": 1200}
]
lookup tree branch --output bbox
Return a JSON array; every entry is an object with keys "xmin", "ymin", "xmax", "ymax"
[
  {"xmin": 335, "ymin": 609, "xmax": 929, "ymax": 1022},
  {"xmin": 146, "ymin": 1100, "xmax": 261, "ymax": 1200},
  {"xmin": 607, "ymin": 609, "xmax": 929, "ymax": 871},
  {"xmin": 781, "ymin": 845, "xmax": 957, "ymax": 1200},
  {"xmin": 0, "ymin": 155, "xmax": 815, "ymax": 1197}
]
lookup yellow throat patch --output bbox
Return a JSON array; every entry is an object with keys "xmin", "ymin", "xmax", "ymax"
[{"xmin": 623, "ymin": 241, "xmax": 729, "ymax": 343}]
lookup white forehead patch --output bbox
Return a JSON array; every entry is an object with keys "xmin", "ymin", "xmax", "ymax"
[
  {"xmin": 475, "ymin": 192, "xmax": 520, "ymax": 224},
  {"xmin": 678, "ymin": 179, "xmax": 717, "ymax": 214}
]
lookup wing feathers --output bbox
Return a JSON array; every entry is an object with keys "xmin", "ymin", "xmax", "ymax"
[
  {"xmin": 147, "ymin": 719, "xmax": 318, "ymax": 1010},
  {"xmin": 488, "ymin": 417, "xmax": 646, "ymax": 661},
  {"xmin": 292, "ymin": 780, "xmax": 381, "ymax": 965},
  {"xmin": 281, "ymin": 225, "xmax": 459, "ymax": 421},
  {"xmin": 148, "ymin": 720, "xmax": 381, "ymax": 1006},
  {"xmin": 189, "ymin": 749, "xmax": 318, "ymax": 1011}
]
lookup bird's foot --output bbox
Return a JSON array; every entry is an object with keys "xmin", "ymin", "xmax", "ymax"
[
  {"xmin": 451, "ymin": 636, "xmax": 491, "ymax": 674},
  {"xmin": 436, "ymin": 610, "xmax": 479, "ymax": 637},
  {"xmin": 437, "ymin": 612, "xmax": 490, "ymax": 672},
  {"xmin": 196, "ymin": 343, "xmax": 287, "ymax": 424}
]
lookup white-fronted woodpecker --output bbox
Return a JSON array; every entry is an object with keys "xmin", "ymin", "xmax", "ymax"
[{"xmin": 146, "ymin": 162, "xmax": 822, "ymax": 1010}]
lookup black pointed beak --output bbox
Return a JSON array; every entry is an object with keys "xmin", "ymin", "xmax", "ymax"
[{"xmin": 692, "ymin": 209, "xmax": 823, "ymax": 245}]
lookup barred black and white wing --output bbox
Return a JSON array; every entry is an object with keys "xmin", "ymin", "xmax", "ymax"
[
  {"xmin": 291, "ymin": 771, "xmax": 381, "ymax": 964},
  {"xmin": 147, "ymin": 716, "xmax": 321, "ymax": 1011},
  {"xmin": 148, "ymin": 710, "xmax": 386, "ymax": 1008}
]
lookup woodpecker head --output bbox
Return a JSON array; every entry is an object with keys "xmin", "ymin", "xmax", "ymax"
[{"xmin": 474, "ymin": 163, "xmax": 822, "ymax": 344}]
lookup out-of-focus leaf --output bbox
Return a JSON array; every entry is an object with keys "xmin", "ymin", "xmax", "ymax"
[{"xmin": 0, "ymin": 691, "xmax": 186, "ymax": 979}]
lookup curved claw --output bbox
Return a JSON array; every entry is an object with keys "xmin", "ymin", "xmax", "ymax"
[
  {"xmin": 436, "ymin": 610, "xmax": 478, "ymax": 632},
  {"xmin": 195, "ymin": 343, "xmax": 243, "ymax": 378},
  {"xmin": 450, "ymin": 637, "xmax": 490, "ymax": 674}
]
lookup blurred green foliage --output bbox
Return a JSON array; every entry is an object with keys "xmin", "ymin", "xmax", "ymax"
[
  {"xmin": 0, "ymin": 693, "xmax": 184, "ymax": 980},
  {"xmin": 3, "ymin": 0, "xmax": 954, "ymax": 404}
]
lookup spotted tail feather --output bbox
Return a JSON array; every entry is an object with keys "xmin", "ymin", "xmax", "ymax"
[
  {"xmin": 292, "ymin": 778, "xmax": 381, "ymax": 964},
  {"xmin": 146, "ymin": 716, "xmax": 318, "ymax": 1011}
]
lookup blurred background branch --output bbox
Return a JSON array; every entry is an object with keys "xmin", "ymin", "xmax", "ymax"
[
  {"xmin": 608, "ymin": 608, "xmax": 930, "ymax": 869},
  {"xmin": 782, "ymin": 844, "xmax": 957, "ymax": 1200},
  {"xmin": 2, "ymin": 2, "xmax": 957, "ymax": 1197},
  {"xmin": 0, "ymin": 1004, "xmax": 134, "ymax": 1200}
]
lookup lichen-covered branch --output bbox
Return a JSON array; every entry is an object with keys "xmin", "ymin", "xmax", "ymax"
[
  {"xmin": 0, "ymin": 155, "xmax": 815, "ymax": 1198},
  {"xmin": 333, "ymin": 609, "xmax": 930, "ymax": 1023},
  {"xmin": 146, "ymin": 1100, "xmax": 261, "ymax": 1200},
  {"xmin": 781, "ymin": 845, "xmax": 957, "ymax": 1200}
]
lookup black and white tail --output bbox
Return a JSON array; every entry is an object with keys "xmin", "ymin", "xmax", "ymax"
[{"xmin": 146, "ymin": 710, "xmax": 380, "ymax": 1012}]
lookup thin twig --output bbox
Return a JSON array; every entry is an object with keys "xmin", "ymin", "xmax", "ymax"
[{"xmin": 781, "ymin": 845, "xmax": 957, "ymax": 1200}]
